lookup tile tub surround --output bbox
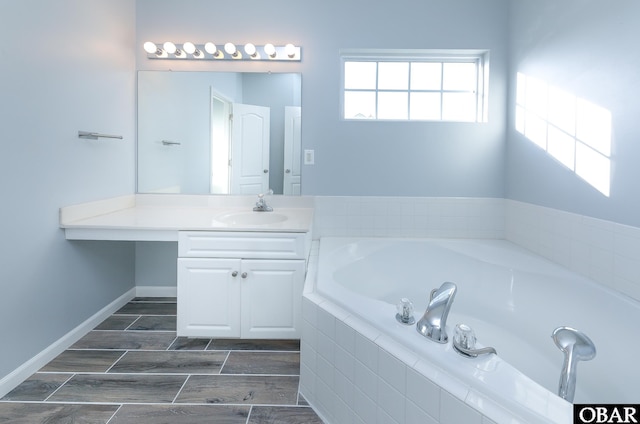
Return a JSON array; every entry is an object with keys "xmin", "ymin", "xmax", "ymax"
[
  {"xmin": 312, "ymin": 196, "xmax": 640, "ymax": 304},
  {"xmin": 300, "ymin": 242, "xmax": 532, "ymax": 424},
  {"xmin": 0, "ymin": 298, "xmax": 322, "ymax": 424}
]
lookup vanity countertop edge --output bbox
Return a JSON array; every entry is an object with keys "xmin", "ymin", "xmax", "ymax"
[{"xmin": 60, "ymin": 194, "xmax": 315, "ymax": 241}]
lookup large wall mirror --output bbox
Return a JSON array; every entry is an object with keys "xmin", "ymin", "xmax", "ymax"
[{"xmin": 137, "ymin": 71, "xmax": 302, "ymax": 195}]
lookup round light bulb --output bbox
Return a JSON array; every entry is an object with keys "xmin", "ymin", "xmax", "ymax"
[
  {"xmin": 163, "ymin": 41, "xmax": 177, "ymax": 55},
  {"xmin": 183, "ymin": 42, "xmax": 196, "ymax": 55},
  {"xmin": 285, "ymin": 43, "xmax": 296, "ymax": 58},
  {"xmin": 244, "ymin": 43, "xmax": 257, "ymax": 57},
  {"xmin": 224, "ymin": 42, "xmax": 237, "ymax": 55},
  {"xmin": 143, "ymin": 41, "xmax": 159, "ymax": 54},
  {"xmin": 264, "ymin": 43, "xmax": 276, "ymax": 58},
  {"xmin": 204, "ymin": 42, "xmax": 217, "ymax": 55}
]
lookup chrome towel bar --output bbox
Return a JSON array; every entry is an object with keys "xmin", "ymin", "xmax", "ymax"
[{"xmin": 78, "ymin": 131, "xmax": 123, "ymax": 140}]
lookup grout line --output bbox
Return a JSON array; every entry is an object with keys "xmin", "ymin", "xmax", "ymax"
[
  {"xmin": 166, "ymin": 336, "xmax": 179, "ymax": 351},
  {"xmin": 42, "ymin": 373, "xmax": 75, "ymax": 402},
  {"xmin": 104, "ymin": 404, "xmax": 123, "ymax": 424},
  {"xmin": 203, "ymin": 338, "xmax": 213, "ymax": 350},
  {"xmin": 123, "ymin": 315, "xmax": 142, "ymax": 330},
  {"xmin": 104, "ymin": 350, "xmax": 129, "ymax": 373},
  {"xmin": 245, "ymin": 404, "xmax": 253, "ymax": 424},
  {"xmin": 171, "ymin": 375, "xmax": 190, "ymax": 404},
  {"xmin": 219, "ymin": 351, "xmax": 232, "ymax": 373}
]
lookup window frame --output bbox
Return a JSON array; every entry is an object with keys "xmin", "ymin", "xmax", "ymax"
[{"xmin": 340, "ymin": 49, "xmax": 490, "ymax": 123}]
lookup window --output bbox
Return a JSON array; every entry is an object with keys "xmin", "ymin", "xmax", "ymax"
[
  {"xmin": 341, "ymin": 49, "xmax": 489, "ymax": 122},
  {"xmin": 515, "ymin": 72, "xmax": 612, "ymax": 196}
]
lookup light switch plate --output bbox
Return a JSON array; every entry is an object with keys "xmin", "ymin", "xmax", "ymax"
[{"xmin": 304, "ymin": 149, "xmax": 315, "ymax": 165}]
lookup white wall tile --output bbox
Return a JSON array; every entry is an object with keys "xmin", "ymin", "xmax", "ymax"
[
  {"xmin": 354, "ymin": 332, "xmax": 379, "ymax": 371},
  {"xmin": 302, "ymin": 296, "xmax": 319, "ymax": 327},
  {"xmin": 316, "ymin": 377, "xmax": 337, "ymax": 423},
  {"xmin": 354, "ymin": 358, "xmax": 378, "ymax": 402},
  {"xmin": 440, "ymin": 390, "xmax": 482, "ymax": 424},
  {"xmin": 333, "ymin": 369, "xmax": 355, "ymax": 415},
  {"xmin": 376, "ymin": 406, "xmax": 400, "ymax": 424},
  {"xmin": 378, "ymin": 348, "xmax": 407, "ymax": 395},
  {"xmin": 316, "ymin": 350, "xmax": 335, "ymax": 389},
  {"xmin": 406, "ymin": 367, "xmax": 440, "ymax": 420},
  {"xmin": 335, "ymin": 318, "xmax": 356, "ymax": 355},
  {"xmin": 406, "ymin": 399, "xmax": 439, "ymax": 424},
  {"xmin": 333, "ymin": 397, "xmax": 356, "ymax": 424},
  {"xmin": 334, "ymin": 345, "xmax": 355, "ymax": 382},
  {"xmin": 317, "ymin": 306, "xmax": 336, "ymax": 339},
  {"xmin": 316, "ymin": 331, "xmax": 335, "ymax": 365},
  {"xmin": 353, "ymin": 386, "xmax": 378, "ymax": 424},
  {"xmin": 378, "ymin": 378, "xmax": 405, "ymax": 423}
]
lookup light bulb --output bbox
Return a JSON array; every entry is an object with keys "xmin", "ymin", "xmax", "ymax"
[
  {"xmin": 183, "ymin": 42, "xmax": 196, "ymax": 55},
  {"xmin": 285, "ymin": 43, "xmax": 296, "ymax": 58},
  {"xmin": 244, "ymin": 43, "xmax": 257, "ymax": 57},
  {"xmin": 143, "ymin": 41, "xmax": 160, "ymax": 55},
  {"xmin": 224, "ymin": 42, "xmax": 237, "ymax": 56},
  {"xmin": 204, "ymin": 42, "xmax": 217, "ymax": 55},
  {"xmin": 264, "ymin": 43, "xmax": 276, "ymax": 58},
  {"xmin": 163, "ymin": 41, "xmax": 177, "ymax": 55}
]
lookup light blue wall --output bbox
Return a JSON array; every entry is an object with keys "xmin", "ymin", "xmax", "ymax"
[
  {"xmin": 506, "ymin": 0, "xmax": 640, "ymax": 227},
  {"xmin": 0, "ymin": 0, "xmax": 136, "ymax": 382},
  {"xmin": 136, "ymin": 0, "xmax": 510, "ymax": 197}
]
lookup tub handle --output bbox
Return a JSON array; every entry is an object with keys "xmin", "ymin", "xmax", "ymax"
[
  {"xmin": 452, "ymin": 324, "xmax": 497, "ymax": 358},
  {"xmin": 453, "ymin": 343, "xmax": 497, "ymax": 358}
]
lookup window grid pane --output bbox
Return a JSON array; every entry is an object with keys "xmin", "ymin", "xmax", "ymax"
[{"xmin": 342, "ymin": 53, "xmax": 484, "ymax": 122}]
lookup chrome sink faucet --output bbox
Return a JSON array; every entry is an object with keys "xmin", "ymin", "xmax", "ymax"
[
  {"xmin": 253, "ymin": 189, "xmax": 274, "ymax": 212},
  {"xmin": 416, "ymin": 282, "xmax": 457, "ymax": 343}
]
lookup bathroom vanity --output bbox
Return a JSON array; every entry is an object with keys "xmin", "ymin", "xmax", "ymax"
[{"xmin": 60, "ymin": 194, "xmax": 314, "ymax": 339}]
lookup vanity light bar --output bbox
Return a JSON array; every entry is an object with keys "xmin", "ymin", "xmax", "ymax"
[{"xmin": 143, "ymin": 42, "xmax": 301, "ymax": 61}]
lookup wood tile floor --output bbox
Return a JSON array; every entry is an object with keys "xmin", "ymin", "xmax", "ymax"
[{"xmin": 0, "ymin": 297, "xmax": 323, "ymax": 423}]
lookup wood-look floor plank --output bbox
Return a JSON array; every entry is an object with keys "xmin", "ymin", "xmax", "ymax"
[
  {"xmin": 222, "ymin": 351, "xmax": 300, "ymax": 375},
  {"xmin": 95, "ymin": 315, "xmax": 139, "ymax": 330},
  {"xmin": 169, "ymin": 337, "xmax": 211, "ymax": 351},
  {"xmin": 40, "ymin": 349, "xmax": 125, "ymax": 373},
  {"xmin": 47, "ymin": 374, "xmax": 186, "ymax": 403},
  {"xmin": 70, "ymin": 331, "xmax": 176, "ymax": 350},
  {"xmin": 175, "ymin": 375, "xmax": 299, "ymax": 405},
  {"xmin": 208, "ymin": 339, "xmax": 300, "ymax": 351},
  {"xmin": 116, "ymin": 302, "xmax": 176, "ymax": 315},
  {"xmin": 110, "ymin": 404, "xmax": 250, "ymax": 424},
  {"xmin": 248, "ymin": 406, "xmax": 325, "ymax": 424},
  {"xmin": 0, "ymin": 403, "xmax": 118, "ymax": 424},
  {"xmin": 127, "ymin": 315, "xmax": 176, "ymax": 331},
  {"xmin": 109, "ymin": 350, "xmax": 227, "ymax": 374},
  {"xmin": 1, "ymin": 373, "xmax": 70, "ymax": 401}
]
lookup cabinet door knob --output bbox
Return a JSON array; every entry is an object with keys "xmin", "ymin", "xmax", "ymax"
[
  {"xmin": 231, "ymin": 271, "xmax": 238, "ymax": 277},
  {"xmin": 241, "ymin": 272, "xmax": 248, "ymax": 278}
]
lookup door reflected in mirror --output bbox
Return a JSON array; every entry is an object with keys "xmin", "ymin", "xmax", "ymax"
[{"xmin": 137, "ymin": 71, "xmax": 302, "ymax": 195}]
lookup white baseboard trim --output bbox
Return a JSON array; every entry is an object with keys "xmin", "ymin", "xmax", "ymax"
[
  {"xmin": 0, "ymin": 288, "xmax": 136, "ymax": 398},
  {"xmin": 135, "ymin": 286, "xmax": 177, "ymax": 298}
]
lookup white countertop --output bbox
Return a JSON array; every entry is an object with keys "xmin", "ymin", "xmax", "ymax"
[{"xmin": 60, "ymin": 194, "xmax": 314, "ymax": 241}]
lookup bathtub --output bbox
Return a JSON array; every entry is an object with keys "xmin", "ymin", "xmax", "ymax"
[{"xmin": 300, "ymin": 237, "xmax": 640, "ymax": 424}]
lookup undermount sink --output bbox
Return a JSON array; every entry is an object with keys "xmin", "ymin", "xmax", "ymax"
[{"xmin": 215, "ymin": 211, "xmax": 288, "ymax": 226}]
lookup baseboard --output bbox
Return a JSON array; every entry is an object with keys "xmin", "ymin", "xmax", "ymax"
[
  {"xmin": 135, "ymin": 285, "xmax": 177, "ymax": 298},
  {"xmin": 0, "ymin": 288, "xmax": 136, "ymax": 398}
]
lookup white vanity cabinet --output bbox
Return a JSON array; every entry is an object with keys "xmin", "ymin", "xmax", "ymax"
[{"xmin": 177, "ymin": 231, "xmax": 309, "ymax": 339}]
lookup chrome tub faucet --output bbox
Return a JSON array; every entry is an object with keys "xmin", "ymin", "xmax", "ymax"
[{"xmin": 416, "ymin": 282, "xmax": 457, "ymax": 343}]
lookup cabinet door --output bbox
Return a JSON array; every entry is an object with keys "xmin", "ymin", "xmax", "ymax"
[
  {"xmin": 177, "ymin": 258, "xmax": 241, "ymax": 338},
  {"xmin": 240, "ymin": 259, "xmax": 305, "ymax": 339}
]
